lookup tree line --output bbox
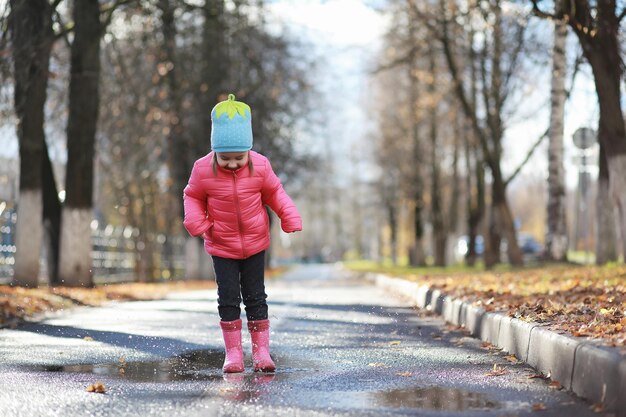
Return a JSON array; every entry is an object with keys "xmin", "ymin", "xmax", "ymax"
[
  {"xmin": 367, "ymin": 0, "xmax": 626, "ymax": 268},
  {"xmin": 1, "ymin": 0, "xmax": 313, "ymax": 287}
]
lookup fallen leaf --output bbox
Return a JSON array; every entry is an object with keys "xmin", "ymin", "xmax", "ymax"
[
  {"xmin": 591, "ymin": 403, "xmax": 605, "ymax": 413},
  {"xmin": 503, "ymin": 355, "xmax": 519, "ymax": 363},
  {"xmin": 83, "ymin": 336, "xmax": 94, "ymax": 342},
  {"xmin": 389, "ymin": 341, "xmax": 401, "ymax": 345},
  {"xmin": 548, "ymin": 380, "xmax": 562, "ymax": 390},
  {"xmin": 396, "ymin": 371, "xmax": 413, "ymax": 377},
  {"xmin": 368, "ymin": 362, "xmax": 385, "ymax": 367},
  {"xmin": 480, "ymin": 342, "xmax": 501, "ymax": 351},
  {"xmin": 86, "ymin": 382, "xmax": 106, "ymax": 394},
  {"xmin": 485, "ymin": 364, "xmax": 507, "ymax": 376},
  {"xmin": 531, "ymin": 402, "xmax": 546, "ymax": 411}
]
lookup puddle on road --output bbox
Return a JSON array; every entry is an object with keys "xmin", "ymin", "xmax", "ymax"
[
  {"xmin": 372, "ymin": 386, "xmax": 500, "ymax": 411},
  {"xmin": 37, "ymin": 350, "xmax": 225, "ymax": 382},
  {"xmin": 33, "ymin": 349, "xmax": 314, "ymax": 383},
  {"xmin": 31, "ymin": 353, "xmax": 498, "ymax": 411}
]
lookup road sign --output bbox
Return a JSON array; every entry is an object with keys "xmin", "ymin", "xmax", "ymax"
[{"xmin": 573, "ymin": 127, "xmax": 596, "ymax": 149}]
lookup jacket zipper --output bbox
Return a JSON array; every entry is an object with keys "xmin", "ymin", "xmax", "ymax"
[{"xmin": 232, "ymin": 171, "xmax": 247, "ymax": 258}]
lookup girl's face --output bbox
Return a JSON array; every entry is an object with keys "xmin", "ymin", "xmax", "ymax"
[{"xmin": 216, "ymin": 151, "xmax": 249, "ymax": 171}]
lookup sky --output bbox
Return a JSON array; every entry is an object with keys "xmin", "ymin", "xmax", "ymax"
[{"xmin": 266, "ymin": 0, "xmax": 387, "ymax": 177}]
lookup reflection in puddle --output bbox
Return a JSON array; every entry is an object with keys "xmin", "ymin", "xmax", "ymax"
[
  {"xmin": 33, "ymin": 350, "xmax": 312, "ymax": 383},
  {"xmin": 31, "ymin": 354, "xmax": 496, "ymax": 411},
  {"xmin": 373, "ymin": 386, "xmax": 500, "ymax": 411},
  {"xmin": 37, "ymin": 350, "xmax": 226, "ymax": 382},
  {"xmin": 32, "ymin": 350, "xmax": 313, "ymax": 403}
]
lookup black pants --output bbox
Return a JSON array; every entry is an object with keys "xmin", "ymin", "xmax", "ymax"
[{"xmin": 212, "ymin": 250, "xmax": 268, "ymax": 322}]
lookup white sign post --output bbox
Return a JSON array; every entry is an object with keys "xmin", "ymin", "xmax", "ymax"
[{"xmin": 572, "ymin": 128, "xmax": 597, "ymax": 264}]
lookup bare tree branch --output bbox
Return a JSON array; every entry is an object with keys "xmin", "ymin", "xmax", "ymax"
[
  {"xmin": 53, "ymin": 8, "xmax": 72, "ymax": 47},
  {"xmin": 437, "ymin": 3, "xmax": 495, "ymax": 171},
  {"xmin": 504, "ymin": 49, "xmax": 583, "ymax": 186},
  {"xmin": 370, "ymin": 45, "xmax": 418, "ymax": 75},
  {"xmin": 502, "ymin": 23, "xmax": 527, "ymax": 104},
  {"xmin": 619, "ymin": 6, "xmax": 626, "ymax": 23},
  {"xmin": 504, "ymin": 128, "xmax": 548, "ymax": 187},
  {"xmin": 530, "ymin": 0, "xmax": 558, "ymax": 19}
]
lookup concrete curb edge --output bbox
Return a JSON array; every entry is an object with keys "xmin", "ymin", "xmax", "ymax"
[{"xmin": 370, "ymin": 272, "xmax": 626, "ymax": 414}]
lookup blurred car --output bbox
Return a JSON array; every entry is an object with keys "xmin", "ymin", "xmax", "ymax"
[
  {"xmin": 517, "ymin": 233, "xmax": 543, "ymax": 260},
  {"xmin": 455, "ymin": 233, "xmax": 542, "ymax": 263}
]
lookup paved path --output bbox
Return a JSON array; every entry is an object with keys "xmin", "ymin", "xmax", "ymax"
[{"xmin": 0, "ymin": 264, "xmax": 608, "ymax": 416}]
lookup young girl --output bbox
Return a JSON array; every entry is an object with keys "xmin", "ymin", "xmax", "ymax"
[{"xmin": 183, "ymin": 94, "xmax": 302, "ymax": 373}]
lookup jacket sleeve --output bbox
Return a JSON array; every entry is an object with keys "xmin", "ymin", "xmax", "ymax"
[
  {"xmin": 183, "ymin": 161, "xmax": 212, "ymax": 237},
  {"xmin": 261, "ymin": 159, "xmax": 302, "ymax": 233}
]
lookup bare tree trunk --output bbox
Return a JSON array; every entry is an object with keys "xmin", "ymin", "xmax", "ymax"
[
  {"xmin": 589, "ymin": 58, "xmax": 626, "ymax": 263},
  {"xmin": 158, "ymin": 0, "xmax": 188, "ymax": 222},
  {"xmin": 607, "ymin": 155, "xmax": 626, "ymax": 261},
  {"xmin": 42, "ymin": 138, "xmax": 61, "ymax": 284},
  {"xmin": 545, "ymin": 15, "xmax": 568, "ymax": 261},
  {"xmin": 8, "ymin": 0, "xmax": 54, "ymax": 287},
  {"xmin": 428, "ymin": 46, "xmax": 446, "ymax": 266},
  {"xmin": 464, "ymin": 27, "xmax": 484, "ymax": 267},
  {"xmin": 596, "ymin": 144, "xmax": 617, "ymax": 264},
  {"xmin": 58, "ymin": 0, "xmax": 101, "ymax": 287},
  {"xmin": 181, "ymin": 0, "xmax": 226, "ymax": 280},
  {"xmin": 492, "ymin": 168, "xmax": 523, "ymax": 266},
  {"xmin": 438, "ymin": 0, "xmax": 523, "ymax": 267},
  {"xmin": 486, "ymin": 0, "xmax": 522, "ymax": 267},
  {"xmin": 407, "ymin": 3, "xmax": 426, "ymax": 266},
  {"xmin": 387, "ymin": 202, "xmax": 398, "ymax": 265},
  {"xmin": 531, "ymin": 0, "xmax": 626, "ymax": 262},
  {"xmin": 589, "ymin": 63, "xmax": 626, "ymax": 264},
  {"xmin": 464, "ymin": 125, "xmax": 484, "ymax": 267},
  {"xmin": 448, "ymin": 114, "xmax": 461, "ymax": 234},
  {"xmin": 483, "ymin": 205, "xmax": 500, "ymax": 268},
  {"xmin": 550, "ymin": 0, "xmax": 626, "ymax": 263}
]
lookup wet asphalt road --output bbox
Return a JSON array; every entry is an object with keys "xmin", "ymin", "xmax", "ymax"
[{"xmin": 0, "ymin": 264, "xmax": 611, "ymax": 416}]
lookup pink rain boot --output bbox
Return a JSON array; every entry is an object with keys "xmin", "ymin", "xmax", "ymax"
[
  {"xmin": 248, "ymin": 319, "xmax": 276, "ymax": 372},
  {"xmin": 220, "ymin": 319, "xmax": 244, "ymax": 373}
]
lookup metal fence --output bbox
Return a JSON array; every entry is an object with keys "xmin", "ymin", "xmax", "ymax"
[
  {"xmin": 0, "ymin": 207, "xmax": 16, "ymax": 280},
  {"xmin": 0, "ymin": 206, "xmax": 186, "ymax": 284}
]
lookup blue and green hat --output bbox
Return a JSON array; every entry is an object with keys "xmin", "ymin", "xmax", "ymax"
[{"xmin": 210, "ymin": 94, "xmax": 253, "ymax": 153}]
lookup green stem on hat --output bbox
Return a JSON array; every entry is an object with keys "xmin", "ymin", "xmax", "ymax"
[{"xmin": 214, "ymin": 94, "xmax": 251, "ymax": 120}]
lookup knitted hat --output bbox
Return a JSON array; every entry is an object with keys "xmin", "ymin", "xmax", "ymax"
[{"xmin": 210, "ymin": 94, "xmax": 253, "ymax": 153}]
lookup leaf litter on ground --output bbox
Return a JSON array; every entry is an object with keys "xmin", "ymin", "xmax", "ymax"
[
  {"xmin": 0, "ymin": 279, "xmax": 216, "ymax": 327},
  {"xmin": 0, "ymin": 267, "xmax": 288, "ymax": 327},
  {"xmin": 349, "ymin": 262, "xmax": 626, "ymax": 348}
]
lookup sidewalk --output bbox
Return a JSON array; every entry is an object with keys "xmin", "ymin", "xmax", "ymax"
[{"xmin": 368, "ymin": 272, "xmax": 626, "ymax": 416}]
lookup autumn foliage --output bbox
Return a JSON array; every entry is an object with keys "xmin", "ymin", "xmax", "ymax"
[
  {"xmin": 0, "ymin": 280, "xmax": 215, "ymax": 328},
  {"xmin": 353, "ymin": 263, "xmax": 626, "ymax": 347}
]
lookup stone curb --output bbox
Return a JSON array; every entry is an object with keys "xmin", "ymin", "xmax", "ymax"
[{"xmin": 368, "ymin": 272, "xmax": 626, "ymax": 415}]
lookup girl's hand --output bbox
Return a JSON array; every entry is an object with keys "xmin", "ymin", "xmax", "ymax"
[
  {"xmin": 201, "ymin": 226, "xmax": 212, "ymax": 240},
  {"xmin": 282, "ymin": 225, "xmax": 302, "ymax": 233}
]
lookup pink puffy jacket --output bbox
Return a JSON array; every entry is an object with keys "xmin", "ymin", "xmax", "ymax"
[{"xmin": 183, "ymin": 151, "xmax": 302, "ymax": 259}]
